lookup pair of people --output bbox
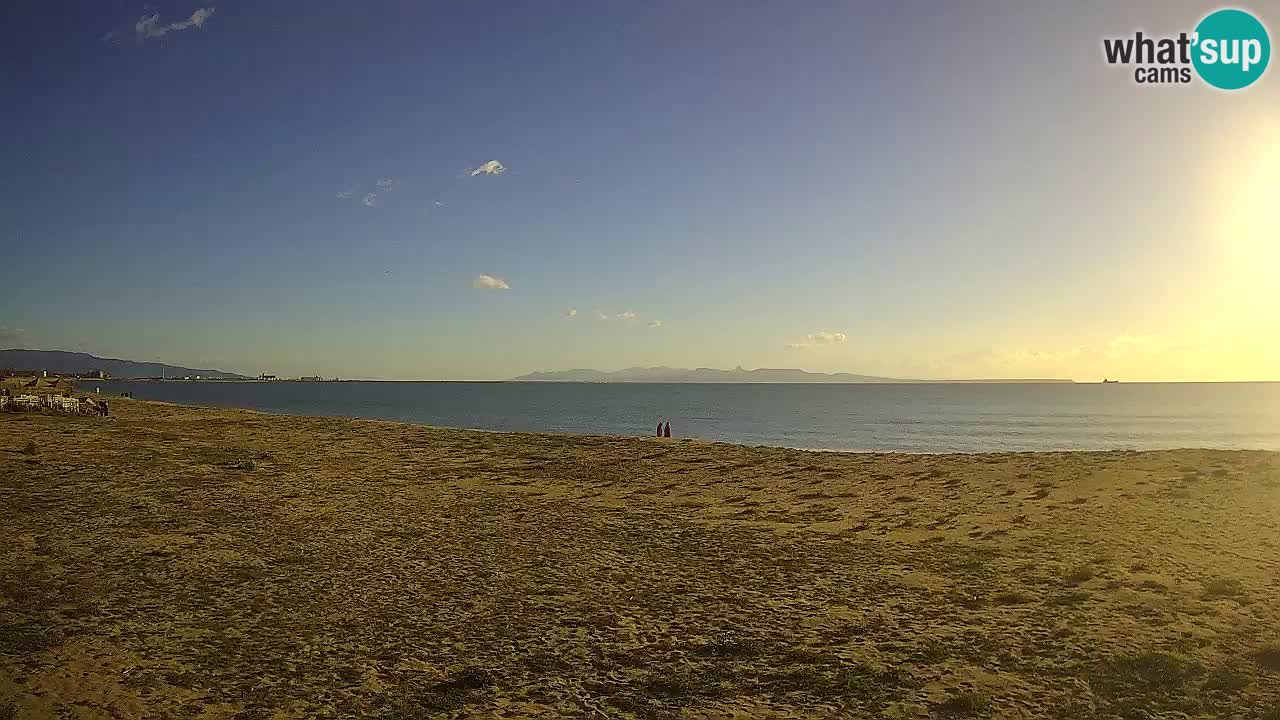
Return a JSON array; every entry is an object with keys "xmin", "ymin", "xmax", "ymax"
[{"xmin": 655, "ymin": 421, "xmax": 671, "ymax": 438}]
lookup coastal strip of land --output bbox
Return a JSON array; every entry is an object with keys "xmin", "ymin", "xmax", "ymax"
[{"xmin": 2, "ymin": 400, "xmax": 1279, "ymax": 719}]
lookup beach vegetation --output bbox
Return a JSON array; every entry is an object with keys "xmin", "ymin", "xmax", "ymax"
[
  {"xmin": 933, "ymin": 689, "xmax": 991, "ymax": 717},
  {"xmin": 993, "ymin": 590, "xmax": 1035, "ymax": 605},
  {"xmin": 1063, "ymin": 564, "xmax": 1095, "ymax": 586},
  {"xmin": 1202, "ymin": 576, "xmax": 1247, "ymax": 600},
  {"xmin": 1201, "ymin": 665, "xmax": 1252, "ymax": 693},
  {"xmin": 1095, "ymin": 650, "xmax": 1200, "ymax": 695},
  {"xmin": 1255, "ymin": 643, "xmax": 1280, "ymax": 671}
]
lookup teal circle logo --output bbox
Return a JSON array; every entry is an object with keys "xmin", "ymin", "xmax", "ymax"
[{"xmin": 1193, "ymin": 9, "xmax": 1270, "ymax": 90}]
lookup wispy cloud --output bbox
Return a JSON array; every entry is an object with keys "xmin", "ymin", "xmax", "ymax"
[
  {"xmin": 473, "ymin": 274, "xmax": 510, "ymax": 290},
  {"xmin": 337, "ymin": 177, "xmax": 396, "ymax": 206},
  {"xmin": 564, "ymin": 308, "xmax": 578, "ymax": 317},
  {"xmin": 648, "ymin": 320, "xmax": 663, "ymax": 328},
  {"xmin": 785, "ymin": 331, "xmax": 848, "ymax": 350},
  {"xmin": 808, "ymin": 331, "xmax": 848, "ymax": 344},
  {"xmin": 467, "ymin": 160, "xmax": 506, "ymax": 177},
  {"xmin": 597, "ymin": 311, "xmax": 638, "ymax": 321},
  {"xmin": 136, "ymin": 7, "xmax": 215, "ymax": 40}
]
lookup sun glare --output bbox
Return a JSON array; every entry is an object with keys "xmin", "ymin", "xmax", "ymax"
[
  {"xmin": 1187, "ymin": 122, "xmax": 1280, "ymax": 378},
  {"xmin": 1219, "ymin": 126, "xmax": 1280, "ymax": 276}
]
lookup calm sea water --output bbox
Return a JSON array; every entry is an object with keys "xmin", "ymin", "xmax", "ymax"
[{"xmin": 92, "ymin": 381, "xmax": 1280, "ymax": 453}]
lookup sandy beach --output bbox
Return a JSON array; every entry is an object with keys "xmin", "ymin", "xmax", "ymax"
[{"xmin": 3, "ymin": 399, "xmax": 1280, "ymax": 719}]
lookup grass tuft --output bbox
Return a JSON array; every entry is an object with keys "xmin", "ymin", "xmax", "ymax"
[
  {"xmin": 934, "ymin": 689, "xmax": 991, "ymax": 717},
  {"xmin": 1201, "ymin": 665, "xmax": 1252, "ymax": 694},
  {"xmin": 1096, "ymin": 650, "xmax": 1198, "ymax": 695},
  {"xmin": 1062, "ymin": 564, "xmax": 1095, "ymax": 586},
  {"xmin": 1202, "ymin": 576, "xmax": 1246, "ymax": 600},
  {"xmin": 993, "ymin": 591, "xmax": 1034, "ymax": 606},
  {"xmin": 1255, "ymin": 644, "xmax": 1280, "ymax": 672},
  {"xmin": 690, "ymin": 634, "xmax": 762, "ymax": 659}
]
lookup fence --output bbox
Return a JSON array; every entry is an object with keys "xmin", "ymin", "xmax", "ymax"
[{"xmin": 2, "ymin": 393, "xmax": 100, "ymax": 415}]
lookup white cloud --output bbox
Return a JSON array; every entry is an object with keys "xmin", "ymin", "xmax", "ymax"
[
  {"xmin": 337, "ymin": 177, "xmax": 395, "ymax": 206},
  {"xmin": 785, "ymin": 331, "xmax": 847, "ymax": 350},
  {"xmin": 473, "ymin": 274, "xmax": 510, "ymax": 290},
  {"xmin": 467, "ymin": 160, "xmax": 506, "ymax": 177},
  {"xmin": 648, "ymin": 320, "xmax": 663, "ymax": 328},
  {"xmin": 564, "ymin": 308, "xmax": 578, "ymax": 317},
  {"xmin": 136, "ymin": 7, "xmax": 215, "ymax": 39},
  {"xmin": 597, "ymin": 311, "xmax": 638, "ymax": 321},
  {"xmin": 807, "ymin": 331, "xmax": 848, "ymax": 344}
]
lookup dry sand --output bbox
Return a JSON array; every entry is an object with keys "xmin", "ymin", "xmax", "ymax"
[{"xmin": 2, "ymin": 399, "xmax": 1280, "ymax": 719}]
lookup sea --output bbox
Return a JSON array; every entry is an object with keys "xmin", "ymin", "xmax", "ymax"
[{"xmin": 91, "ymin": 380, "xmax": 1280, "ymax": 453}]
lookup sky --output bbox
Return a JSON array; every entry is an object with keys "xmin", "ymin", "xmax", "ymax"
[{"xmin": 1, "ymin": 1, "xmax": 1277, "ymax": 381}]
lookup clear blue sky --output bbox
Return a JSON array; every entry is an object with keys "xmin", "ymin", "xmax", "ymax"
[{"xmin": 2, "ymin": 1, "xmax": 1276, "ymax": 380}]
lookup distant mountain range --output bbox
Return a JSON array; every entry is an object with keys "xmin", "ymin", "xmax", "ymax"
[
  {"xmin": 510, "ymin": 366, "xmax": 1074, "ymax": 384},
  {"xmin": 0, "ymin": 350, "xmax": 246, "ymax": 379}
]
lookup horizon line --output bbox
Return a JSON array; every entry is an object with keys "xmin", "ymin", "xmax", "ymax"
[{"xmin": 5, "ymin": 349, "xmax": 1278, "ymax": 385}]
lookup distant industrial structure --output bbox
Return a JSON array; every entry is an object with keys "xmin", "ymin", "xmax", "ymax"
[{"xmin": 1, "ymin": 368, "xmax": 109, "ymax": 381}]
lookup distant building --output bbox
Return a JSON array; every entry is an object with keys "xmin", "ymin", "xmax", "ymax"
[
  {"xmin": 300, "ymin": 376, "xmax": 324, "ymax": 382},
  {"xmin": 258, "ymin": 374, "xmax": 277, "ymax": 381}
]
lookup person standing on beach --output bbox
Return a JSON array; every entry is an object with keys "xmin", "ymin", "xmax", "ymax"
[
  {"xmin": 656, "ymin": 420, "xmax": 663, "ymax": 437},
  {"xmin": 663, "ymin": 422, "xmax": 671, "ymax": 438}
]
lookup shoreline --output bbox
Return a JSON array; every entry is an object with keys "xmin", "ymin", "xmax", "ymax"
[
  {"xmin": 83, "ymin": 394, "xmax": 1280, "ymax": 456},
  {"xmin": 52, "ymin": 395, "xmax": 1262, "ymax": 456}
]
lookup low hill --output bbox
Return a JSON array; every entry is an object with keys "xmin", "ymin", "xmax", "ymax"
[
  {"xmin": 511, "ymin": 366, "xmax": 1075, "ymax": 383},
  {"xmin": 512, "ymin": 366, "xmax": 910, "ymax": 383},
  {"xmin": 0, "ymin": 350, "xmax": 246, "ymax": 379}
]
